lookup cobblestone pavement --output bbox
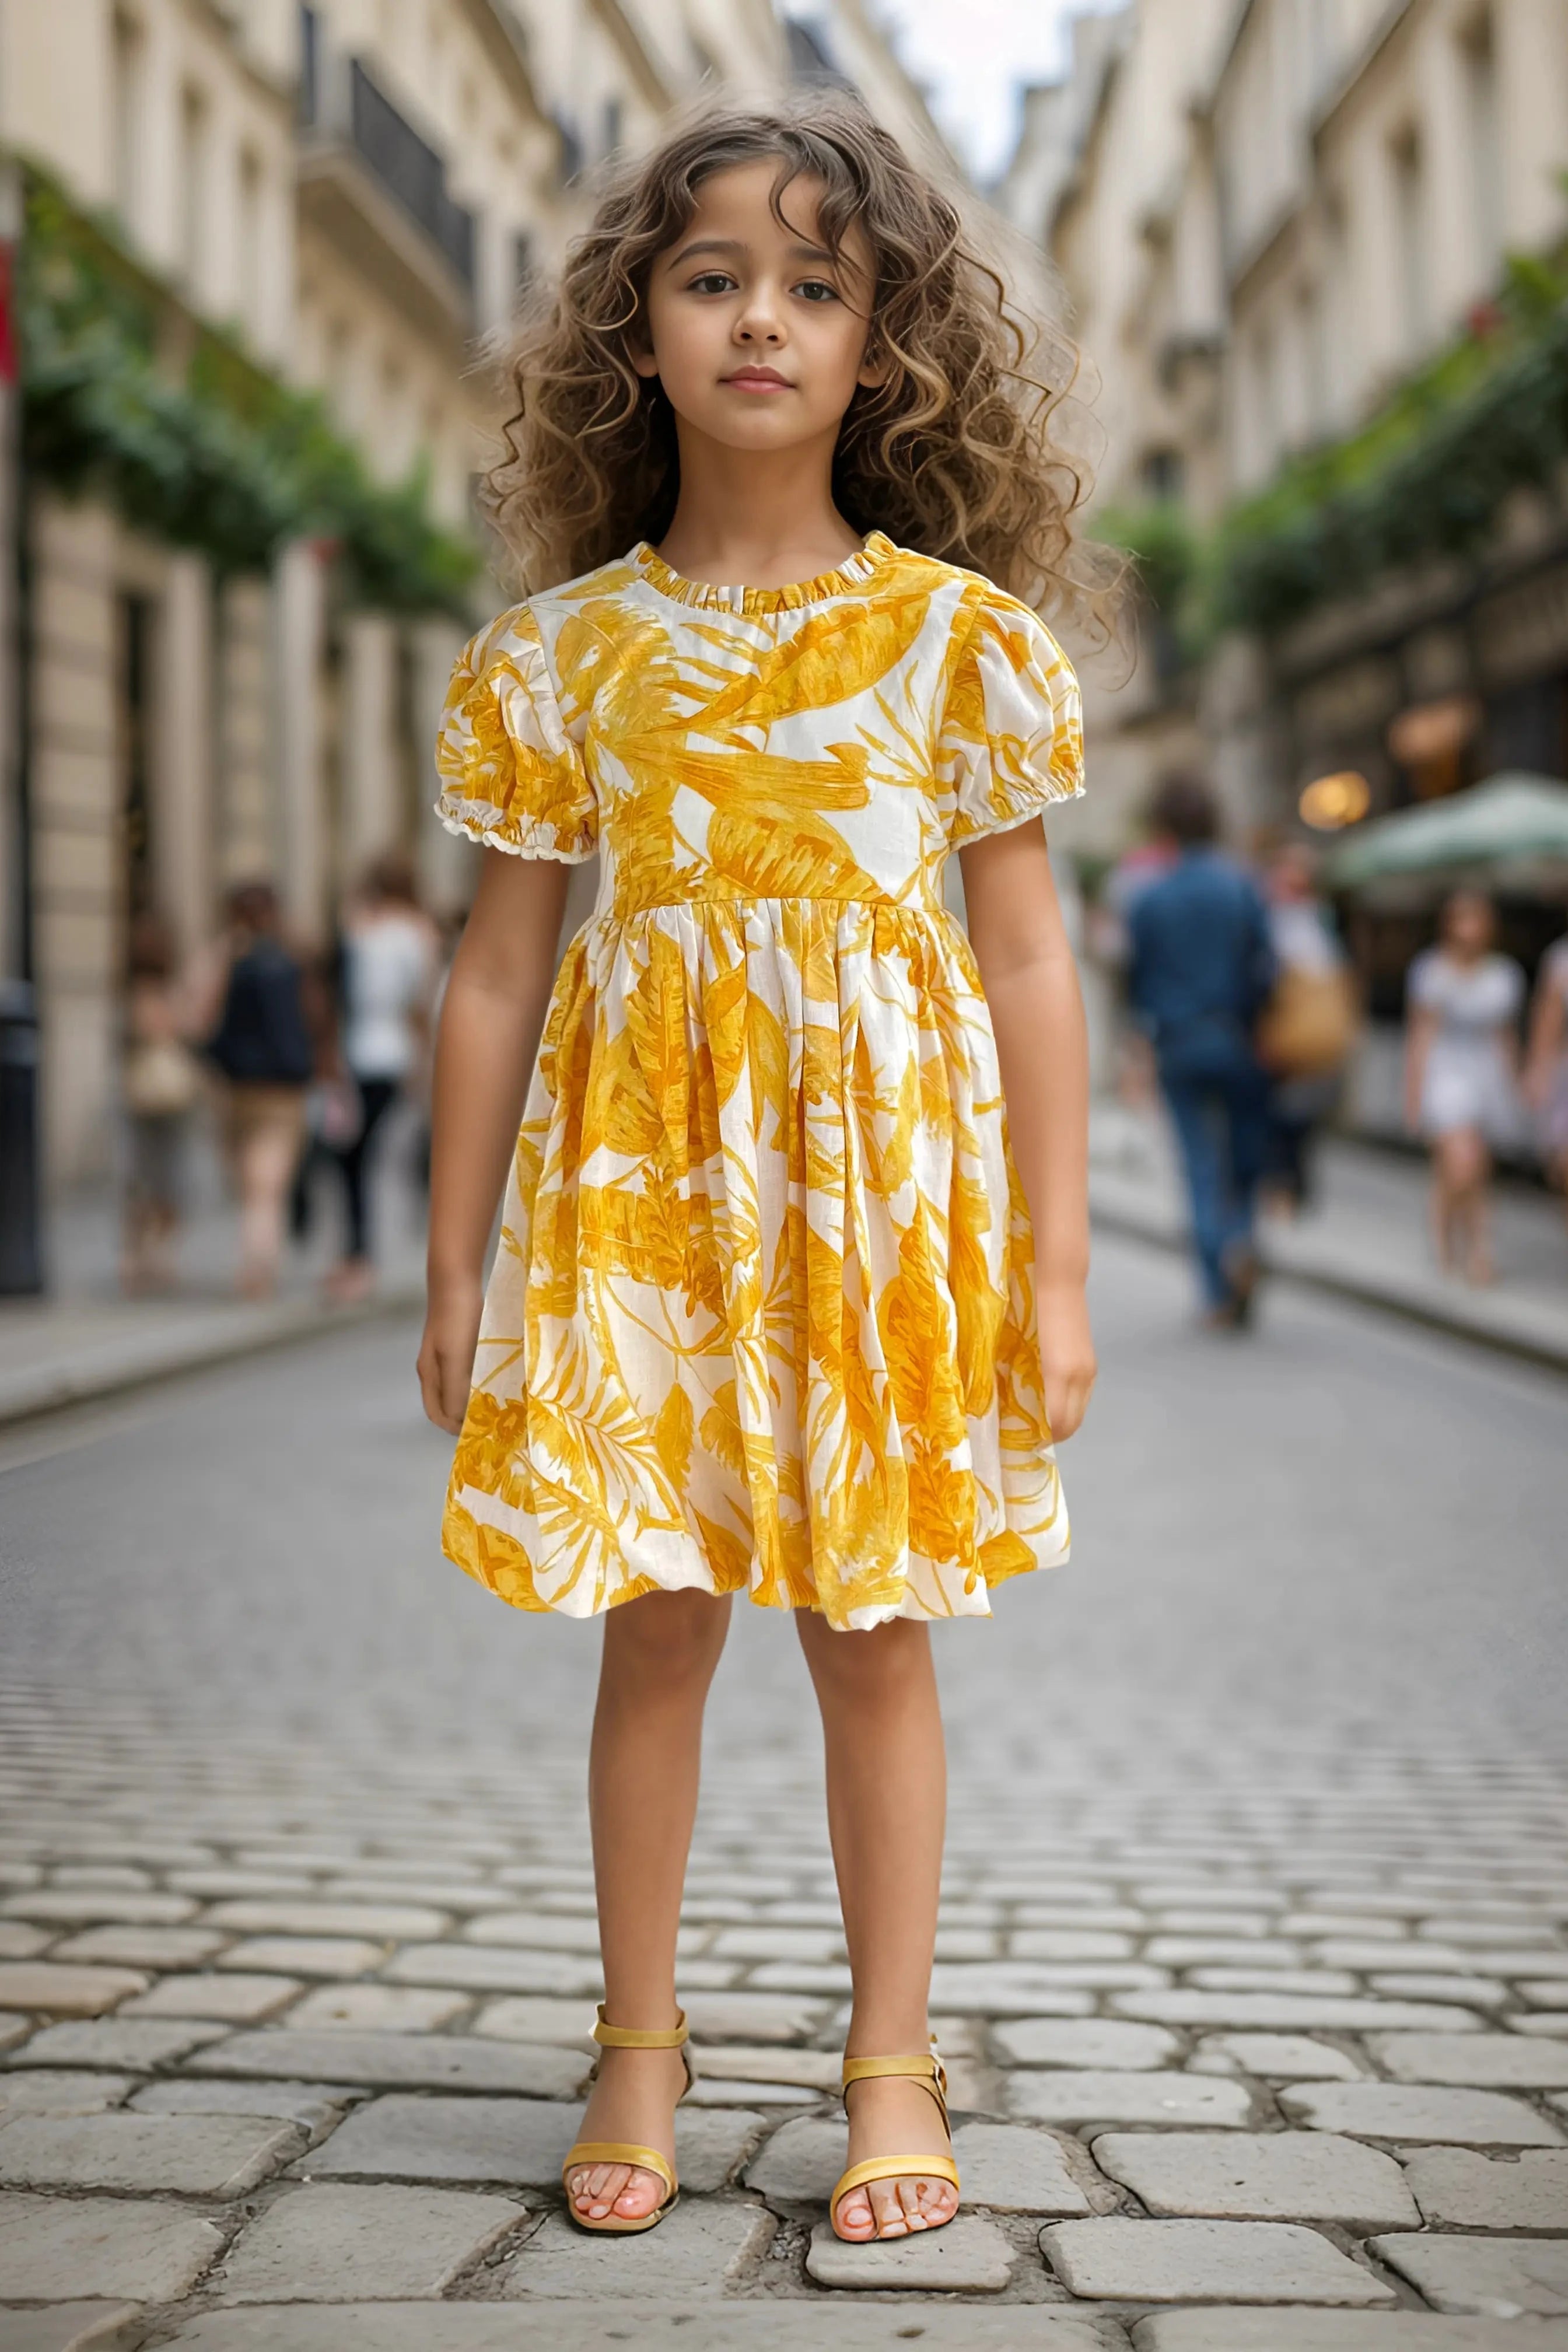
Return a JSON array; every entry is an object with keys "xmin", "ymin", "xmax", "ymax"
[{"xmin": 1, "ymin": 1232, "xmax": 1566, "ymax": 2350}]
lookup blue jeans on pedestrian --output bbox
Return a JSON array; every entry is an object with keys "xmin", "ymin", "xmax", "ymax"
[{"xmin": 1161, "ymin": 1053, "xmax": 1271, "ymax": 1310}]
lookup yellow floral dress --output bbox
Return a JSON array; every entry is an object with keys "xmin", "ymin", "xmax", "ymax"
[{"xmin": 435, "ymin": 531, "xmax": 1083, "ymax": 1632}]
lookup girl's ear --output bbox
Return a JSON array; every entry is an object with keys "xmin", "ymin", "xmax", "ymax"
[
  {"xmin": 631, "ymin": 343, "xmax": 660, "ymax": 380},
  {"xmin": 857, "ymin": 338, "xmax": 892, "ymax": 391}
]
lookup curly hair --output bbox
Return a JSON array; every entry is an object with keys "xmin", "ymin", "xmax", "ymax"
[{"xmin": 484, "ymin": 95, "xmax": 1118, "ymax": 637}]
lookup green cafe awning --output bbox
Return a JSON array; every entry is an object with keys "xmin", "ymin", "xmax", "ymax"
[{"xmin": 1324, "ymin": 772, "xmax": 1568, "ymax": 893}]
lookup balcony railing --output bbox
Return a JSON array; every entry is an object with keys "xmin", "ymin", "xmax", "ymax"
[
  {"xmin": 298, "ymin": 9, "xmax": 475, "ymax": 296},
  {"xmin": 348, "ymin": 61, "xmax": 474, "ymax": 290}
]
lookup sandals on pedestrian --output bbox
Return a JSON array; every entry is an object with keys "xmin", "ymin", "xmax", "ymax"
[
  {"xmin": 829, "ymin": 2041, "xmax": 961, "ymax": 2240},
  {"xmin": 561, "ymin": 2004, "xmax": 695, "ymax": 2235}
]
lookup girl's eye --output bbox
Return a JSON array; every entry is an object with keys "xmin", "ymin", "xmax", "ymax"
[
  {"xmin": 688, "ymin": 272, "xmax": 736, "ymax": 295},
  {"xmin": 796, "ymin": 279, "xmax": 839, "ymax": 304}
]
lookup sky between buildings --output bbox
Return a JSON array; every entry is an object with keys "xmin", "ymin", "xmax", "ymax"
[{"xmin": 872, "ymin": 0, "xmax": 1125, "ymax": 181}]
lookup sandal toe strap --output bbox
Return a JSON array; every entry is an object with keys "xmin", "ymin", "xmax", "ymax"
[
  {"xmin": 562, "ymin": 2141, "xmax": 676, "ymax": 2200},
  {"xmin": 830, "ymin": 2152, "xmax": 961, "ymax": 2222}
]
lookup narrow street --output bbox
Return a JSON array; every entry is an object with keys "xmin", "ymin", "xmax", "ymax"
[{"xmin": 2, "ymin": 1234, "xmax": 1566, "ymax": 2344}]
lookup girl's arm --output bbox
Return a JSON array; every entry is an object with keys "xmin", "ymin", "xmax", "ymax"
[
  {"xmin": 1404, "ymin": 1005, "xmax": 1437, "ymax": 1133},
  {"xmin": 418, "ymin": 849, "xmax": 571, "ymax": 1433},
  {"xmin": 961, "ymin": 821, "xmax": 1097, "ymax": 1441}
]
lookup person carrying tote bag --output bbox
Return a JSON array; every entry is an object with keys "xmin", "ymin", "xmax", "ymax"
[{"xmin": 1255, "ymin": 845, "xmax": 1360, "ymax": 1214}]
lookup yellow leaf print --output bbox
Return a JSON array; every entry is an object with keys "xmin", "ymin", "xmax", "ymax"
[
  {"xmin": 652, "ymin": 1382, "xmax": 694, "ymax": 1489},
  {"xmin": 436, "ymin": 532, "xmax": 1080, "ymax": 1629},
  {"xmin": 876, "ymin": 1200, "xmax": 967, "ymax": 1457},
  {"xmin": 692, "ymin": 589, "xmax": 931, "ymax": 733}
]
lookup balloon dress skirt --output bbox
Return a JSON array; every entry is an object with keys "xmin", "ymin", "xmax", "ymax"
[{"xmin": 435, "ymin": 534, "xmax": 1084, "ymax": 1632}]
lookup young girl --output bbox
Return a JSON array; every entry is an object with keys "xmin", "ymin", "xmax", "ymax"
[{"xmin": 418, "ymin": 100, "xmax": 1101, "ymax": 2247}]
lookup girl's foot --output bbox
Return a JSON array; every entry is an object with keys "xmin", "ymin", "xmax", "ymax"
[
  {"xmin": 565, "ymin": 2041, "xmax": 687, "ymax": 2224},
  {"xmin": 835, "ymin": 2073, "xmax": 960, "ymax": 2240}
]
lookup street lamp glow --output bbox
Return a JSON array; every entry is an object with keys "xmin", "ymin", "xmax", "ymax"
[{"xmin": 1298, "ymin": 771, "xmax": 1371, "ymax": 831}]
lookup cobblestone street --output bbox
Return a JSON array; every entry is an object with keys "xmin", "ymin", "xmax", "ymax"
[{"xmin": 1, "ymin": 1230, "xmax": 1566, "ymax": 2348}]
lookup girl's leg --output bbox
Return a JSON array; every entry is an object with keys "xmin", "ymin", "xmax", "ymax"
[
  {"xmin": 1451, "ymin": 1130, "xmax": 1494, "ymax": 1283},
  {"xmin": 1429, "ymin": 1137, "xmax": 1460, "ymax": 1271},
  {"xmin": 568, "ymin": 1588, "xmax": 732, "ymax": 2224},
  {"xmin": 796, "ymin": 1609, "xmax": 957, "ymax": 2242}
]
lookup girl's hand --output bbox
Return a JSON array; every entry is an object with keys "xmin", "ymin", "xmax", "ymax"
[
  {"xmin": 1038, "ymin": 1280, "xmax": 1097, "ymax": 1443},
  {"xmin": 418, "ymin": 1275, "xmax": 485, "ymax": 1434}
]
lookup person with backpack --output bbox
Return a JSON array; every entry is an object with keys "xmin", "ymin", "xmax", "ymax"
[{"xmin": 198, "ymin": 880, "xmax": 320, "ymax": 1299}]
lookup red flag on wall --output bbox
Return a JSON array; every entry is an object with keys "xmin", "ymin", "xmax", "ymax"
[{"xmin": 0, "ymin": 242, "xmax": 17, "ymax": 386}]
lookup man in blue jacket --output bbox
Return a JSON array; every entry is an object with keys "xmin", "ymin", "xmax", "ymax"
[{"xmin": 1127, "ymin": 776, "xmax": 1276, "ymax": 1325}]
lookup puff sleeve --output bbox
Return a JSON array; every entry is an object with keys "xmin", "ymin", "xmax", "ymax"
[
  {"xmin": 435, "ymin": 604, "xmax": 598, "ymax": 862},
  {"xmin": 936, "ymin": 589, "xmax": 1084, "ymax": 846}
]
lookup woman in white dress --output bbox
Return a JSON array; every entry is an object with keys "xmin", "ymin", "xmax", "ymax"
[
  {"xmin": 1404, "ymin": 890, "xmax": 1524, "ymax": 1284},
  {"xmin": 1524, "ymin": 926, "xmax": 1568, "ymax": 1230}
]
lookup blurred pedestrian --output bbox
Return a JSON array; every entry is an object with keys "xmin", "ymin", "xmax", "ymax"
[
  {"xmin": 1524, "ymin": 918, "xmax": 1568, "ymax": 1231},
  {"xmin": 196, "ymin": 881, "xmax": 318, "ymax": 1300},
  {"xmin": 1255, "ymin": 841, "xmax": 1359, "ymax": 1216},
  {"xmin": 323, "ymin": 851, "xmax": 440, "ymax": 1304},
  {"xmin": 1404, "ymin": 889, "xmax": 1525, "ymax": 1285},
  {"xmin": 119, "ymin": 913, "xmax": 202, "ymax": 1295},
  {"xmin": 1128, "ymin": 774, "xmax": 1276, "ymax": 1325}
]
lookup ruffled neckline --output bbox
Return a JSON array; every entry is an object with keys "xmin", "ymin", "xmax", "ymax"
[{"xmin": 630, "ymin": 532, "xmax": 897, "ymax": 614}]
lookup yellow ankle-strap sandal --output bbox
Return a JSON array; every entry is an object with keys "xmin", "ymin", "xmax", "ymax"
[
  {"xmin": 562, "ymin": 2004, "xmax": 695, "ymax": 2235},
  {"xmin": 829, "ymin": 2043, "xmax": 961, "ymax": 2239}
]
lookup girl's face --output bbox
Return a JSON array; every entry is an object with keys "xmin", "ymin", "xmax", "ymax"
[
  {"xmin": 633, "ymin": 161, "xmax": 884, "ymax": 451},
  {"xmin": 1442, "ymin": 891, "xmax": 1493, "ymax": 958}
]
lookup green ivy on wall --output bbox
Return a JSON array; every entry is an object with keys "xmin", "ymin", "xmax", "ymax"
[
  {"xmin": 19, "ymin": 176, "xmax": 482, "ymax": 617},
  {"xmin": 1102, "ymin": 240, "xmax": 1568, "ymax": 656}
]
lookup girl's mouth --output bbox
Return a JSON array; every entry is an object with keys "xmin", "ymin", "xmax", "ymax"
[{"xmin": 723, "ymin": 368, "xmax": 792, "ymax": 392}]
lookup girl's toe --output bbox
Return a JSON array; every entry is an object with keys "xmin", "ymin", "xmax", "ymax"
[
  {"xmin": 896, "ymin": 2177, "xmax": 928, "ymax": 2228},
  {"xmin": 869, "ymin": 2180, "xmax": 909, "ymax": 2237},
  {"xmin": 615, "ymin": 2166, "xmax": 662, "ymax": 2216},
  {"xmin": 834, "ymin": 2188, "xmax": 875, "ymax": 2240},
  {"xmin": 926, "ymin": 2178, "xmax": 959, "ymax": 2225}
]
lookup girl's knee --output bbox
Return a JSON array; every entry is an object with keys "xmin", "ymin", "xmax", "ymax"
[
  {"xmin": 604, "ymin": 1589, "xmax": 730, "ymax": 1681},
  {"xmin": 799, "ymin": 1611, "xmax": 931, "ymax": 1699}
]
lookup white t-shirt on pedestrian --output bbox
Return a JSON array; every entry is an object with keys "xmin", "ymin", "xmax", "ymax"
[{"xmin": 342, "ymin": 911, "xmax": 435, "ymax": 1083}]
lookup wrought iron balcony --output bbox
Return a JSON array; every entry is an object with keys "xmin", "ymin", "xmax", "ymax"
[
  {"xmin": 298, "ymin": 7, "xmax": 477, "ymax": 332},
  {"xmin": 347, "ymin": 61, "xmax": 474, "ymax": 290}
]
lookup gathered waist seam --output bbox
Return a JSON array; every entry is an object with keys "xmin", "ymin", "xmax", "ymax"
[{"xmin": 605, "ymin": 891, "xmax": 947, "ymax": 920}]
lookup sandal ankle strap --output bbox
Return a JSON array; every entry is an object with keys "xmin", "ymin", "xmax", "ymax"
[
  {"xmin": 592, "ymin": 2003, "xmax": 689, "ymax": 2050},
  {"xmin": 841, "ymin": 2046, "xmax": 950, "ymax": 2128}
]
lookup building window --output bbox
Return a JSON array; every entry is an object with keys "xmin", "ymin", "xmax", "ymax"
[
  {"xmin": 602, "ymin": 95, "xmax": 623, "ymax": 160},
  {"xmin": 1390, "ymin": 125, "xmax": 1428, "ymax": 361},
  {"xmin": 299, "ymin": 5, "xmax": 321, "ymax": 128},
  {"xmin": 513, "ymin": 229, "xmax": 534, "ymax": 296},
  {"xmin": 111, "ymin": 11, "xmax": 145, "ymax": 228},
  {"xmin": 1461, "ymin": 12, "xmax": 1503, "ymax": 281},
  {"xmin": 1142, "ymin": 448, "xmax": 1184, "ymax": 503},
  {"xmin": 177, "ymin": 83, "xmax": 209, "ymax": 288},
  {"xmin": 237, "ymin": 148, "xmax": 264, "ymax": 326}
]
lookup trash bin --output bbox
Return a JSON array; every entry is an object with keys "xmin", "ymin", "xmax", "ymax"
[{"xmin": 0, "ymin": 976, "xmax": 43, "ymax": 1294}]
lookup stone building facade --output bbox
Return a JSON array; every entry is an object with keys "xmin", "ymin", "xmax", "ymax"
[
  {"xmin": 1001, "ymin": 0, "xmax": 1568, "ymax": 861},
  {"xmin": 1, "ymin": 0, "xmax": 925, "ymax": 1191}
]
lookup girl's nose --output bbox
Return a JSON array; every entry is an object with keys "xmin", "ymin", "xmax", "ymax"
[{"xmin": 736, "ymin": 297, "xmax": 785, "ymax": 347}]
